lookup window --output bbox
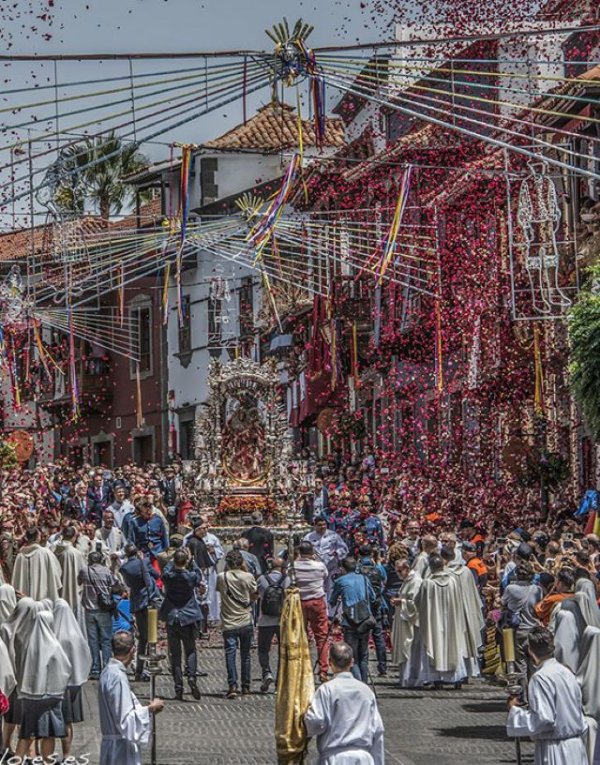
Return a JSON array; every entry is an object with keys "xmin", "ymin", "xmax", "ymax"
[
  {"xmin": 179, "ymin": 418, "xmax": 195, "ymax": 460},
  {"xmin": 201, "ymin": 157, "xmax": 218, "ymax": 204},
  {"xmin": 178, "ymin": 294, "xmax": 192, "ymax": 356},
  {"xmin": 129, "ymin": 299, "xmax": 153, "ymax": 377},
  {"xmin": 239, "ymin": 276, "xmax": 254, "ymax": 338}
]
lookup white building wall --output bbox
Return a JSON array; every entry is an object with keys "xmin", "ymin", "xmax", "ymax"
[{"xmin": 165, "ymin": 149, "xmax": 282, "ymax": 456}]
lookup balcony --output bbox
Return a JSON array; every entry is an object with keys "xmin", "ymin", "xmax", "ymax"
[{"xmin": 38, "ymin": 358, "xmax": 113, "ymax": 417}]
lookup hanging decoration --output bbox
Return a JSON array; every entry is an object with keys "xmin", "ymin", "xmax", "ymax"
[{"xmin": 373, "ymin": 166, "xmax": 413, "ymax": 286}]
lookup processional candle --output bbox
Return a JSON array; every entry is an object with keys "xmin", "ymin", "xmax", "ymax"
[
  {"xmin": 502, "ymin": 628, "xmax": 516, "ymax": 663},
  {"xmin": 147, "ymin": 608, "xmax": 158, "ymax": 645}
]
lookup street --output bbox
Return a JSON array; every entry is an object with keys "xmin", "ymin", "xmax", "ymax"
[{"xmin": 74, "ymin": 641, "xmax": 534, "ymax": 765}]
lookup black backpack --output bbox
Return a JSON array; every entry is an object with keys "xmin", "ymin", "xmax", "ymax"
[
  {"xmin": 261, "ymin": 573, "xmax": 285, "ymax": 617},
  {"xmin": 357, "ymin": 562, "xmax": 383, "ymax": 603}
]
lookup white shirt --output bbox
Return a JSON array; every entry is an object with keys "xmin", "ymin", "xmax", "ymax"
[{"xmin": 305, "ymin": 671, "xmax": 385, "ymax": 764}]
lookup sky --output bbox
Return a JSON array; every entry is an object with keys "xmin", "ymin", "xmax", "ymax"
[
  {"xmin": 0, "ymin": 0, "xmax": 563, "ymax": 227},
  {"xmin": 0, "ymin": 0, "xmax": 398, "ymax": 226}
]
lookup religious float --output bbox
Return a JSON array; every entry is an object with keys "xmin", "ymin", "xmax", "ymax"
[{"xmin": 194, "ymin": 357, "xmax": 301, "ymax": 528}]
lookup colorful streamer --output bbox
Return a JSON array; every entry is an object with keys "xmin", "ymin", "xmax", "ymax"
[
  {"xmin": 162, "ymin": 261, "xmax": 171, "ymax": 325},
  {"xmin": 373, "ymin": 166, "xmax": 413, "ymax": 286},
  {"xmin": 247, "ymin": 153, "xmax": 301, "ymax": 257}
]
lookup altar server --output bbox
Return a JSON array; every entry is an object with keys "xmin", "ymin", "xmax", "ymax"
[
  {"xmin": 98, "ymin": 630, "xmax": 164, "ymax": 765},
  {"xmin": 507, "ymin": 626, "xmax": 587, "ymax": 765},
  {"xmin": 304, "ymin": 641, "xmax": 385, "ymax": 765}
]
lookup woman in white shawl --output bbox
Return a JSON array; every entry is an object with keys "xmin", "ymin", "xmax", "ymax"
[
  {"xmin": 0, "ymin": 583, "xmax": 16, "ymax": 625},
  {"xmin": 0, "ymin": 633, "xmax": 16, "ymax": 754},
  {"xmin": 53, "ymin": 598, "xmax": 92, "ymax": 761},
  {"xmin": 0, "ymin": 596, "xmax": 35, "ymax": 753},
  {"xmin": 575, "ymin": 577, "xmax": 600, "ymax": 629},
  {"xmin": 14, "ymin": 609, "xmax": 71, "ymax": 763},
  {"xmin": 576, "ymin": 626, "xmax": 600, "ymax": 765}
]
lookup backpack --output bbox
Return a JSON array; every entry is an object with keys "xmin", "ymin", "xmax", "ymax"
[
  {"xmin": 261, "ymin": 573, "xmax": 285, "ymax": 617},
  {"xmin": 357, "ymin": 562, "xmax": 383, "ymax": 603}
]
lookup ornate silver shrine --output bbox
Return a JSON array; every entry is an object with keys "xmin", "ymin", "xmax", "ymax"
[{"xmin": 194, "ymin": 357, "xmax": 293, "ymax": 520}]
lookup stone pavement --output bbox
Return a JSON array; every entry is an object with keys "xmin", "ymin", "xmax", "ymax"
[{"xmin": 73, "ymin": 639, "xmax": 534, "ymax": 765}]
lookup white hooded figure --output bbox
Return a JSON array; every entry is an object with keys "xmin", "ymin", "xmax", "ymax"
[
  {"xmin": 53, "ymin": 598, "xmax": 92, "ymax": 761},
  {"xmin": 0, "ymin": 583, "xmax": 17, "ymax": 625},
  {"xmin": 14, "ymin": 609, "xmax": 72, "ymax": 762},
  {"xmin": 577, "ymin": 626, "xmax": 600, "ymax": 764}
]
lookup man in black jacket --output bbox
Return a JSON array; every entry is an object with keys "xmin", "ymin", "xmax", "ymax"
[
  {"xmin": 159, "ymin": 549, "xmax": 204, "ymax": 700},
  {"xmin": 241, "ymin": 512, "xmax": 273, "ymax": 575},
  {"xmin": 120, "ymin": 544, "xmax": 160, "ymax": 682}
]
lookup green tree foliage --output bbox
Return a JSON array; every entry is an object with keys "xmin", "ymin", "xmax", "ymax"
[
  {"xmin": 53, "ymin": 132, "xmax": 149, "ymax": 220},
  {"xmin": 569, "ymin": 261, "xmax": 600, "ymax": 440}
]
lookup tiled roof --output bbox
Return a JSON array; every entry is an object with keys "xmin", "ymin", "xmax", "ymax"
[
  {"xmin": 0, "ymin": 216, "xmax": 107, "ymax": 263},
  {"xmin": 204, "ymin": 102, "xmax": 345, "ymax": 153},
  {"xmin": 0, "ymin": 199, "xmax": 164, "ymax": 262}
]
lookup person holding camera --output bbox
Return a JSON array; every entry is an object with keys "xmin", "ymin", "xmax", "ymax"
[
  {"xmin": 78, "ymin": 550, "xmax": 119, "ymax": 679},
  {"xmin": 120, "ymin": 543, "xmax": 161, "ymax": 682},
  {"xmin": 159, "ymin": 549, "xmax": 203, "ymax": 701}
]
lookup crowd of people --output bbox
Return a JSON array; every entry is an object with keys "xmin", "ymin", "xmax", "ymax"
[{"xmin": 0, "ymin": 455, "xmax": 599, "ymax": 764}]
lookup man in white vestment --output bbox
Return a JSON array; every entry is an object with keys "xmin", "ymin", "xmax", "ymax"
[
  {"xmin": 507, "ymin": 626, "xmax": 587, "ymax": 765},
  {"xmin": 411, "ymin": 535, "xmax": 438, "ymax": 579},
  {"xmin": 442, "ymin": 546, "xmax": 484, "ymax": 678},
  {"xmin": 304, "ymin": 641, "xmax": 385, "ymax": 765},
  {"xmin": 11, "ymin": 526, "xmax": 62, "ymax": 601},
  {"xmin": 414, "ymin": 553, "xmax": 468, "ymax": 686},
  {"xmin": 53, "ymin": 526, "xmax": 85, "ymax": 614},
  {"xmin": 98, "ymin": 631, "xmax": 164, "ymax": 765},
  {"xmin": 390, "ymin": 559, "xmax": 422, "ymax": 687}
]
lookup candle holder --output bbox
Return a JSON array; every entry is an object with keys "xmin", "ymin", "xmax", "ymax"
[
  {"xmin": 504, "ymin": 666, "xmax": 523, "ymax": 765},
  {"xmin": 140, "ymin": 641, "xmax": 166, "ymax": 765}
]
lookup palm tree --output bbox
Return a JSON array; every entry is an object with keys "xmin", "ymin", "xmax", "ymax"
[{"xmin": 53, "ymin": 132, "xmax": 149, "ymax": 220}]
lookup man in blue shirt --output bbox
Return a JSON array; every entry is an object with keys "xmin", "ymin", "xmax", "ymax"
[
  {"xmin": 330, "ymin": 557, "xmax": 376, "ymax": 683},
  {"xmin": 126, "ymin": 499, "xmax": 169, "ymax": 560},
  {"xmin": 356, "ymin": 544, "xmax": 388, "ymax": 676}
]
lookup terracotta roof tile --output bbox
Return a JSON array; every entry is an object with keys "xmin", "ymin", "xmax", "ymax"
[
  {"xmin": 204, "ymin": 102, "xmax": 345, "ymax": 153},
  {"xmin": 0, "ymin": 199, "xmax": 164, "ymax": 262}
]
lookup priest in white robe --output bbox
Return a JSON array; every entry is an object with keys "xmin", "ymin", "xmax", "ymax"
[
  {"xmin": 444, "ymin": 549, "xmax": 484, "ymax": 678},
  {"xmin": 53, "ymin": 527, "xmax": 85, "ymax": 615},
  {"xmin": 415, "ymin": 553, "xmax": 468, "ymax": 686},
  {"xmin": 304, "ymin": 641, "xmax": 385, "ymax": 765},
  {"xmin": 390, "ymin": 560, "xmax": 422, "ymax": 687},
  {"xmin": 507, "ymin": 626, "xmax": 587, "ymax": 765},
  {"xmin": 11, "ymin": 527, "xmax": 62, "ymax": 601},
  {"xmin": 98, "ymin": 630, "xmax": 164, "ymax": 765}
]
